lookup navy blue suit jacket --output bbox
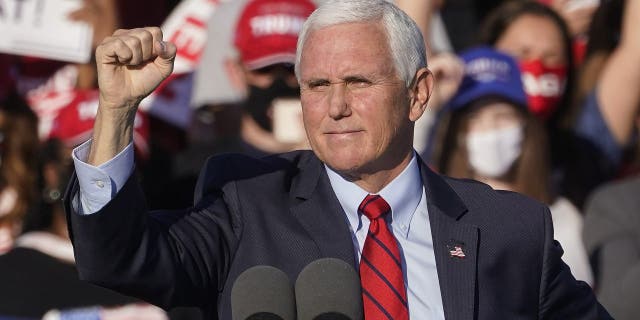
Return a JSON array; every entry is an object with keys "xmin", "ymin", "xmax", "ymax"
[{"xmin": 65, "ymin": 150, "xmax": 611, "ymax": 319}]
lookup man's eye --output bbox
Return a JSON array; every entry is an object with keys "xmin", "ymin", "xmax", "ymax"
[
  {"xmin": 346, "ymin": 78, "xmax": 371, "ymax": 88},
  {"xmin": 307, "ymin": 81, "xmax": 330, "ymax": 90}
]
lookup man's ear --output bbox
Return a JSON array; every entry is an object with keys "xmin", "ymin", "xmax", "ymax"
[
  {"xmin": 408, "ymin": 67, "xmax": 434, "ymax": 122},
  {"xmin": 224, "ymin": 57, "xmax": 248, "ymax": 95}
]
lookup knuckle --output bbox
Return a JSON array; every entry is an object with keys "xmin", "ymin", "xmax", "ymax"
[
  {"xmin": 113, "ymin": 28, "xmax": 128, "ymax": 36},
  {"xmin": 98, "ymin": 38, "xmax": 110, "ymax": 48},
  {"xmin": 146, "ymin": 26, "xmax": 163, "ymax": 39},
  {"xmin": 122, "ymin": 35, "xmax": 142, "ymax": 48},
  {"xmin": 96, "ymin": 42, "xmax": 107, "ymax": 54},
  {"xmin": 114, "ymin": 38, "xmax": 128, "ymax": 50},
  {"xmin": 138, "ymin": 30, "xmax": 153, "ymax": 43},
  {"xmin": 114, "ymin": 42, "xmax": 132, "ymax": 60}
]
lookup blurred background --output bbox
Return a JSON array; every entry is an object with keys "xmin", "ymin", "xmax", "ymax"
[{"xmin": 0, "ymin": 0, "xmax": 638, "ymax": 319}]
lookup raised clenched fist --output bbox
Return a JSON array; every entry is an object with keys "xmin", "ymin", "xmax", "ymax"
[{"xmin": 95, "ymin": 27, "xmax": 177, "ymax": 111}]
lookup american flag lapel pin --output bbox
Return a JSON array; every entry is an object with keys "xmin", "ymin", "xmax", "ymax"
[{"xmin": 447, "ymin": 241, "xmax": 466, "ymax": 259}]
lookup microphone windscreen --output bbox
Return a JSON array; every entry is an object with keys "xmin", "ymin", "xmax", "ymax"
[
  {"xmin": 231, "ymin": 265, "xmax": 296, "ymax": 320},
  {"xmin": 295, "ymin": 258, "xmax": 363, "ymax": 320}
]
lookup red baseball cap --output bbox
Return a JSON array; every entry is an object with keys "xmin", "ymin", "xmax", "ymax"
[
  {"xmin": 234, "ymin": 0, "xmax": 316, "ymax": 70},
  {"xmin": 48, "ymin": 89, "xmax": 150, "ymax": 157}
]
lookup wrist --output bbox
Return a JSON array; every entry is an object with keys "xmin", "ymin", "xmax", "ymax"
[
  {"xmin": 98, "ymin": 94, "xmax": 141, "ymax": 112},
  {"xmin": 87, "ymin": 102, "xmax": 137, "ymax": 166}
]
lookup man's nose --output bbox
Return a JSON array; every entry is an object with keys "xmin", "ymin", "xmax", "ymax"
[{"xmin": 328, "ymin": 83, "xmax": 351, "ymax": 119}]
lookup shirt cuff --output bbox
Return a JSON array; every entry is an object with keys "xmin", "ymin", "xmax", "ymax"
[{"xmin": 72, "ymin": 139, "xmax": 135, "ymax": 215}]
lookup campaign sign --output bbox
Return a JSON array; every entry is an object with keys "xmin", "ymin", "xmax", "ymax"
[{"xmin": 0, "ymin": 0, "xmax": 93, "ymax": 63}]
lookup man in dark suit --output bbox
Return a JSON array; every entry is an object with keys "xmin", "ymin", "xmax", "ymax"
[{"xmin": 64, "ymin": 0, "xmax": 611, "ymax": 319}]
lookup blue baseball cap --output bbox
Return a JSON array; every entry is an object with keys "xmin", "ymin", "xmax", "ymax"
[{"xmin": 445, "ymin": 46, "xmax": 527, "ymax": 112}]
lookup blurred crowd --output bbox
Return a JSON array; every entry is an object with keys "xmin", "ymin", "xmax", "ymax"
[{"xmin": 0, "ymin": 0, "xmax": 638, "ymax": 319}]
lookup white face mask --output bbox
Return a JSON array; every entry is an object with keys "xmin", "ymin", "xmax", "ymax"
[{"xmin": 465, "ymin": 125, "xmax": 524, "ymax": 178}]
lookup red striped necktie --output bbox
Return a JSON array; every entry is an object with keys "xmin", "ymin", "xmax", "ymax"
[{"xmin": 359, "ymin": 194, "xmax": 409, "ymax": 320}]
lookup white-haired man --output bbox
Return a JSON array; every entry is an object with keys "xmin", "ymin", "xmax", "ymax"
[{"xmin": 65, "ymin": 0, "xmax": 611, "ymax": 319}]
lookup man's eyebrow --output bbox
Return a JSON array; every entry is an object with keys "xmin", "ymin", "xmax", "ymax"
[
  {"xmin": 302, "ymin": 78, "xmax": 331, "ymax": 86},
  {"xmin": 342, "ymin": 75, "xmax": 372, "ymax": 82},
  {"xmin": 304, "ymin": 74, "xmax": 373, "ymax": 83}
]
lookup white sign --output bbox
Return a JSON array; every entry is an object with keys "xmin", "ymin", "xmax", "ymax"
[
  {"xmin": 138, "ymin": 0, "xmax": 222, "ymax": 128},
  {"xmin": 0, "ymin": 0, "xmax": 93, "ymax": 63},
  {"xmin": 159, "ymin": 0, "xmax": 220, "ymax": 74}
]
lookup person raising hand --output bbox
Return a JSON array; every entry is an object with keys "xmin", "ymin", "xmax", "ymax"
[{"xmin": 88, "ymin": 27, "xmax": 176, "ymax": 167}]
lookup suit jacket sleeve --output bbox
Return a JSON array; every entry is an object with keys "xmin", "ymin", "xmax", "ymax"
[
  {"xmin": 538, "ymin": 205, "xmax": 612, "ymax": 319},
  {"xmin": 65, "ymin": 156, "xmax": 242, "ymax": 310}
]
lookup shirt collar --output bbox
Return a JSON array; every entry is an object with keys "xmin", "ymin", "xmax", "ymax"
[{"xmin": 325, "ymin": 152, "xmax": 423, "ymax": 238}]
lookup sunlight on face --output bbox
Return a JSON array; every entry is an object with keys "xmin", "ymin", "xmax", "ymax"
[{"xmin": 298, "ymin": 22, "xmax": 415, "ymax": 178}]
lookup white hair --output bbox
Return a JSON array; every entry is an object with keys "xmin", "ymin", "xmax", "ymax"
[{"xmin": 295, "ymin": 0, "xmax": 427, "ymax": 87}]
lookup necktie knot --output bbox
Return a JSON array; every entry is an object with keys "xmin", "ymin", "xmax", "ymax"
[{"xmin": 359, "ymin": 194, "xmax": 391, "ymax": 221}]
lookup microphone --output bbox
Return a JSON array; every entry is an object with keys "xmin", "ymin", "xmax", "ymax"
[
  {"xmin": 231, "ymin": 265, "xmax": 296, "ymax": 320},
  {"xmin": 295, "ymin": 258, "xmax": 363, "ymax": 320}
]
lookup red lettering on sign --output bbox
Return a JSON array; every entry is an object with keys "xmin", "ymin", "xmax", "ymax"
[{"xmin": 169, "ymin": 16, "xmax": 207, "ymax": 64}]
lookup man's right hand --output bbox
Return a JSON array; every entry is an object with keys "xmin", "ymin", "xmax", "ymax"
[
  {"xmin": 96, "ymin": 27, "xmax": 176, "ymax": 110},
  {"xmin": 88, "ymin": 27, "xmax": 176, "ymax": 166}
]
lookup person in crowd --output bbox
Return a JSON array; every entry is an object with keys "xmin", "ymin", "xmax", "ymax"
[
  {"xmin": 394, "ymin": 0, "xmax": 462, "ymax": 155},
  {"xmin": 541, "ymin": 0, "xmax": 599, "ymax": 65},
  {"xmin": 0, "ymin": 94, "xmax": 39, "ymax": 255},
  {"xmin": 0, "ymin": 0, "xmax": 119, "ymax": 98},
  {"xmin": 573, "ymin": 0, "xmax": 640, "ymax": 178},
  {"xmin": 413, "ymin": 52, "xmax": 465, "ymax": 155},
  {"xmin": 583, "ymin": 174, "xmax": 640, "ymax": 320},
  {"xmin": 68, "ymin": 0, "xmax": 121, "ymax": 90},
  {"xmin": 579, "ymin": 2, "xmax": 640, "ymax": 318},
  {"xmin": 395, "ymin": 0, "xmax": 453, "ymax": 57},
  {"xmin": 481, "ymin": 1, "xmax": 575, "ymax": 122},
  {"xmin": 0, "ymin": 138, "xmax": 139, "ymax": 316},
  {"xmin": 164, "ymin": 0, "xmax": 315, "ymax": 208},
  {"xmin": 64, "ymin": 0, "xmax": 610, "ymax": 318},
  {"xmin": 189, "ymin": 0, "xmax": 250, "ymax": 148},
  {"xmin": 479, "ymin": 0, "xmax": 611, "ymax": 209},
  {"xmin": 222, "ymin": 0, "xmax": 315, "ymax": 157},
  {"xmin": 430, "ymin": 46, "xmax": 593, "ymax": 285},
  {"xmin": 0, "ymin": 138, "xmax": 199, "ymax": 319}
]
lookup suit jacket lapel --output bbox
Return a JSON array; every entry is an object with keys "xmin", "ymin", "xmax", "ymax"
[
  {"xmin": 421, "ymin": 162, "xmax": 478, "ymax": 320},
  {"xmin": 287, "ymin": 153, "xmax": 479, "ymax": 318},
  {"xmin": 289, "ymin": 153, "xmax": 358, "ymax": 270}
]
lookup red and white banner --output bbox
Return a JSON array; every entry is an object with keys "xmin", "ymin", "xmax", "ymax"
[
  {"xmin": 139, "ymin": 0, "xmax": 228, "ymax": 129},
  {"xmin": 26, "ymin": 0, "xmax": 231, "ymax": 154},
  {"xmin": 27, "ymin": 65, "xmax": 150, "ymax": 156}
]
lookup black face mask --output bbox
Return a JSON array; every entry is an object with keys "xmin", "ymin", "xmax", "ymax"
[{"xmin": 245, "ymin": 77, "xmax": 299, "ymax": 132}]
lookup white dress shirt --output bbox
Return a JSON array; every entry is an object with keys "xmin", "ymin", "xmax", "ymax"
[
  {"xmin": 72, "ymin": 140, "xmax": 134, "ymax": 215},
  {"xmin": 325, "ymin": 154, "xmax": 444, "ymax": 319},
  {"xmin": 72, "ymin": 140, "xmax": 445, "ymax": 319}
]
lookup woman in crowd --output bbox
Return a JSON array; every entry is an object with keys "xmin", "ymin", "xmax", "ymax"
[
  {"xmin": 431, "ymin": 47, "xmax": 593, "ymax": 285},
  {"xmin": 481, "ymin": 1, "xmax": 574, "ymax": 122},
  {"xmin": 0, "ymin": 138, "xmax": 182, "ymax": 319},
  {"xmin": 0, "ymin": 94, "xmax": 39, "ymax": 255},
  {"xmin": 581, "ymin": 1, "xmax": 640, "ymax": 318},
  {"xmin": 479, "ymin": 0, "xmax": 607, "ymax": 209},
  {"xmin": 573, "ymin": 0, "xmax": 640, "ymax": 178}
]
